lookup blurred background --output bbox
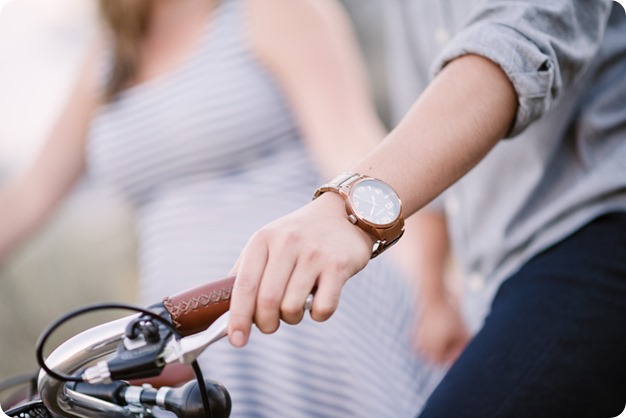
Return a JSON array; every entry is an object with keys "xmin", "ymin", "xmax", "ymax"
[
  {"xmin": 0, "ymin": 0, "xmax": 391, "ymax": 381},
  {"xmin": 0, "ymin": 0, "xmax": 139, "ymax": 384}
]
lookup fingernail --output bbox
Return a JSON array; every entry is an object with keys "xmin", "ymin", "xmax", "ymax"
[{"xmin": 230, "ymin": 330, "xmax": 246, "ymax": 348}]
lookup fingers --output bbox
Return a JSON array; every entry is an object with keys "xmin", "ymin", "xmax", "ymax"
[
  {"xmin": 229, "ymin": 235, "xmax": 346, "ymax": 345},
  {"xmin": 443, "ymin": 329, "xmax": 471, "ymax": 364},
  {"xmin": 442, "ymin": 343, "xmax": 464, "ymax": 364},
  {"xmin": 416, "ymin": 335, "xmax": 450, "ymax": 364},
  {"xmin": 228, "ymin": 195, "xmax": 373, "ymax": 348},
  {"xmin": 280, "ymin": 259, "xmax": 319, "ymax": 325},
  {"xmin": 228, "ymin": 232, "xmax": 268, "ymax": 348},
  {"xmin": 253, "ymin": 235, "xmax": 344, "ymax": 328},
  {"xmin": 254, "ymin": 237, "xmax": 298, "ymax": 333},
  {"xmin": 310, "ymin": 268, "xmax": 344, "ymax": 322},
  {"xmin": 229, "ymin": 226, "xmax": 320, "ymax": 346},
  {"xmin": 415, "ymin": 330, "xmax": 444, "ymax": 364},
  {"xmin": 281, "ymin": 246, "xmax": 348, "ymax": 324},
  {"xmin": 415, "ymin": 325, "xmax": 470, "ymax": 365}
]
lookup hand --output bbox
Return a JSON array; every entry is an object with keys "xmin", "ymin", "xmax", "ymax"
[
  {"xmin": 227, "ymin": 193, "xmax": 375, "ymax": 348},
  {"xmin": 413, "ymin": 296, "xmax": 470, "ymax": 365}
]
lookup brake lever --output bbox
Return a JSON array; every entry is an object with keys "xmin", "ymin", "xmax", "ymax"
[
  {"xmin": 163, "ymin": 312, "xmax": 230, "ymax": 365},
  {"xmin": 163, "ymin": 292, "xmax": 314, "ymax": 365}
]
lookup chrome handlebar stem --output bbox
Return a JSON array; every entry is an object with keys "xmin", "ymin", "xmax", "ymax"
[
  {"xmin": 37, "ymin": 311, "xmax": 230, "ymax": 418},
  {"xmin": 38, "ymin": 315, "xmax": 136, "ymax": 418}
]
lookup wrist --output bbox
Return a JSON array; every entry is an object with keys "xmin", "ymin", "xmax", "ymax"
[
  {"xmin": 313, "ymin": 172, "xmax": 405, "ymax": 258},
  {"xmin": 313, "ymin": 192, "xmax": 378, "ymax": 247},
  {"xmin": 420, "ymin": 288, "xmax": 451, "ymax": 308}
]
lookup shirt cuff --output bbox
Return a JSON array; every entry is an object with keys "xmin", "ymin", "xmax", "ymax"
[{"xmin": 430, "ymin": 22, "xmax": 556, "ymax": 138}]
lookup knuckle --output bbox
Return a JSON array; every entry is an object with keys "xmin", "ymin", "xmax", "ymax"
[
  {"xmin": 234, "ymin": 276, "xmax": 257, "ymax": 294},
  {"xmin": 253, "ymin": 225, "xmax": 303, "ymax": 251},
  {"xmin": 280, "ymin": 302, "xmax": 304, "ymax": 324},
  {"xmin": 257, "ymin": 319, "xmax": 280, "ymax": 334},
  {"xmin": 252, "ymin": 226, "xmax": 270, "ymax": 239},
  {"xmin": 304, "ymin": 246, "xmax": 323, "ymax": 264},
  {"xmin": 276, "ymin": 228, "xmax": 302, "ymax": 249},
  {"xmin": 250, "ymin": 227, "xmax": 273, "ymax": 246},
  {"xmin": 281, "ymin": 312, "xmax": 304, "ymax": 325},
  {"xmin": 281, "ymin": 315, "xmax": 303, "ymax": 326},
  {"xmin": 228, "ymin": 312, "xmax": 251, "ymax": 327},
  {"xmin": 257, "ymin": 293, "xmax": 281, "ymax": 311},
  {"xmin": 327, "ymin": 255, "xmax": 350, "ymax": 276},
  {"xmin": 311, "ymin": 302, "xmax": 335, "ymax": 322}
]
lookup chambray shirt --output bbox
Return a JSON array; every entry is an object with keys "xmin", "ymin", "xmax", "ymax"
[{"xmin": 384, "ymin": 1, "xmax": 626, "ymax": 331}]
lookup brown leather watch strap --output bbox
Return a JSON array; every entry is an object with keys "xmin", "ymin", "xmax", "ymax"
[{"xmin": 163, "ymin": 275, "xmax": 235, "ymax": 337}]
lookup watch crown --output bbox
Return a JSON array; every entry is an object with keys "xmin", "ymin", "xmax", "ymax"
[{"xmin": 347, "ymin": 214, "xmax": 357, "ymax": 224}]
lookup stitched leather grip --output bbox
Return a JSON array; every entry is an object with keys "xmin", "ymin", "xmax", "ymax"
[{"xmin": 163, "ymin": 276, "xmax": 235, "ymax": 337}]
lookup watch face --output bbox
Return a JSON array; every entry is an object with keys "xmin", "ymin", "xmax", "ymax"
[{"xmin": 349, "ymin": 179, "xmax": 401, "ymax": 225}]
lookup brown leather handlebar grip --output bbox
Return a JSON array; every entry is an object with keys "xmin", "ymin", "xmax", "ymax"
[{"xmin": 162, "ymin": 275, "xmax": 235, "ymax": 337}]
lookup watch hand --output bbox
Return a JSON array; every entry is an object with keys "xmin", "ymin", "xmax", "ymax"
[
  {"xmin": 354, "ymin": 196, "xmax": 372, "ymax": 204},
  {"xmin": 354, "ymin": 196, "xmax": 379, "ymax": 207},
  {"xmin": 355, "ymin": 195, "xmax": 381, "ymax": 207}
]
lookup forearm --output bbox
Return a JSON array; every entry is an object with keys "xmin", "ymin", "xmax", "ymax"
[
  {"xmin": 353, "ymin": 54, "xmax": 518, "ymax": 216},
  {"xmin": 0, "ymin": 127, "xmax": 89, "ymax": 262},
  {"xmin": 0, "ymin": 183, "xmax": 47, "ymax": 261},
  {"xmin": 0, "ymin": 44, "xmax": 99, "ymax": 262},
  {"xmin": 310, "ymin": 109, "xmax": 387, "ymax": 179},
  {"xmin": 227, "ymin": 54, "xmax": 518, "ymax": 347},
  {"xmin": 402, "ymin": 211, "xmax": 450, "ymax": 300},
  {"xmin": 408, "ymin": 210, "xmax": 450, "ymax": 303},
  {"xmin": 251, "ymin": 0, "xmax": 388, "ymax": 179}
]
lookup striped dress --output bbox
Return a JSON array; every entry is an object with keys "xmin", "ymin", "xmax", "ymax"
[{"xmin": 87, "ymin": 1, "xmax": 441, "ymax": 416}]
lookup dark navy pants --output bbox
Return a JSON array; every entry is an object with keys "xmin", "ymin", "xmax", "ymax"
[{"xmin": 418, "ymin": 212, "xmax": 626, "ymax": 418}]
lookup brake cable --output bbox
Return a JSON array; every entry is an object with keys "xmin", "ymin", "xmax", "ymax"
[{"xmin": 35, "ymin": 302, "xmax": 213, "ymax": 418}]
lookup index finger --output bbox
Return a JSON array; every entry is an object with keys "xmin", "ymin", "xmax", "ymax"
[{"xmin": 228, "ymin": 235, "xmax": 268, "ymax": 348}]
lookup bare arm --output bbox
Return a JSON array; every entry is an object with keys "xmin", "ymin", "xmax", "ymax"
[
  {"xmin": 356, "ymin": 54, "xmax": 516, "ymax": 214},
  {"xmin": 0, "ymin": 46, "xmax": 101, "ymax": 261},
  {"xmin": 248, "ymin": 0, "xmax": 458, "ymax": 348},
  {"xmin": 239, "ymin": 0, "xmax": 390, "ymax": 333},
  {"xmin": 228, "ymin": 53, "xmax": 517, "ymax": 347},
  {"xmin": 390, "ymin": 210, "xmax": 450, "ymax": 301},
  {"xmin": 390, "ymin": 193, "xmax": 470, "ymax": 364},
  {"xmin": 248, "ymin": 0, "xmax": 385, "ymax": 177},
  {"xmin": 399, "ymin": 210, "xmax": 469, "ymax": 364}
]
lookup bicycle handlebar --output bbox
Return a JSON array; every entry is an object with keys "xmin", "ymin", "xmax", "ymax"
[
  {"xmin": 162, "ymin": 275, "xmax": 235, "ymax": 337},
  {"xmin": 38, "ymin": 275, "xmax": 237, "ymax": 418}
]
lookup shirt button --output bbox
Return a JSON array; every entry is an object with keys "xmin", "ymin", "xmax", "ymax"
[
  {"xmin": 468, "ymin": 272, "xmax": 486, "ymax": 292},
  {"xmin": 435, "ymin": 27, "xmax": 450, "ymax": 46}
]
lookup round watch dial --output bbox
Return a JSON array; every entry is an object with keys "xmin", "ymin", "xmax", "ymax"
[{"xmin": 349, "ymin": 179, "xmax": 401, "ymax": 225}]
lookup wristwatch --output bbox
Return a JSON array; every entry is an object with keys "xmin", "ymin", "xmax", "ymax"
[{"xmin": 313, "ymin": 173, "xmax": 405, "ymax": 258}]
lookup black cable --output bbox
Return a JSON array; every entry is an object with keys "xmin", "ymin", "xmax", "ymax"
[
  {"xmin": 191, "ymin": 360, "xmax": 213, "ymax": 418},
  {"xmin": 35, "ymin": 302, "xmax": 213, "ymax": 418},
  {"xmin": 35, "ymin": 303, "xmax": 176, "ymax": 382}
]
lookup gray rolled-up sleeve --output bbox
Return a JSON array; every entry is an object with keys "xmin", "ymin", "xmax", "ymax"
[{"xmin": 430, "ymin": 0, "xmax": 614, "ymax": 137}]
